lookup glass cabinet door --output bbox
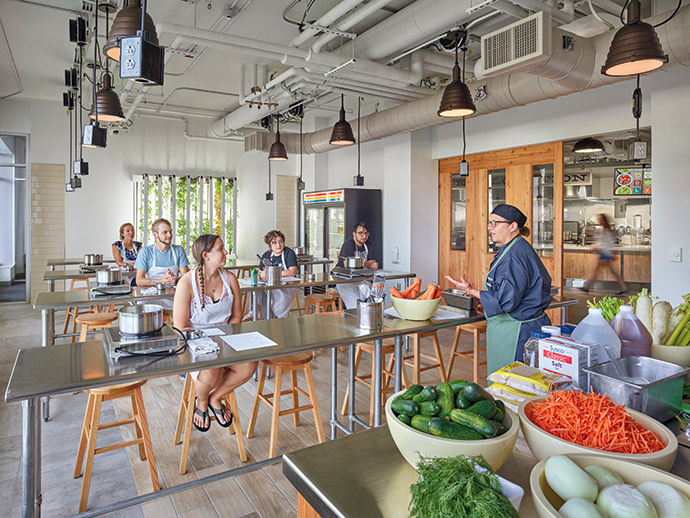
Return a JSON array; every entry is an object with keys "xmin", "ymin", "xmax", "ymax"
[
  {"xmin": 488, "ymin": 168, "xmax": 506, "ymax": 253},
  {"xmin": 451, "ymin": 174, "xmax": 466, "ymax": 251},
  {"xmin": 327, "ymin": 207, "xmax": 345, "ymax": 263},
  {"xmin": 533, "ymin": 164, "xmax": 554, "ymax": 258}
]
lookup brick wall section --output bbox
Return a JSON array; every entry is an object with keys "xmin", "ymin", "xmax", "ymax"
[{"xmin": 30, "ymin": 164, "xmax": 65, "ymax": 301}]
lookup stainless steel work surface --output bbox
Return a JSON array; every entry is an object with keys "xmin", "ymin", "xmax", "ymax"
[
  {"xmin": 239, "ymin": 270, "xmax": 415, "ymax": 293},
  {"xmin": 46, "ymin": 257, "xmax": 115, "ymax": 267},
  {"xmin": 43, "ymin": 269, "xmax": 95, "ymax": 281},
  {"xmin": 5, "ymin": 312, "xmax": 399, "ymax": 402},
  {"xmin": 33, "ymin": 286, "xmax": 176, "ymax": 310},
  {"xmin": 283, "ymin": 426, "xmax": 417, "ymax": 518}
]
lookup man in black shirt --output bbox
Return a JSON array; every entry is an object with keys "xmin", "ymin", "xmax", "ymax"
[{"xmin": 336, "ymin": 222, "xmax": 379, "ymax": 308}]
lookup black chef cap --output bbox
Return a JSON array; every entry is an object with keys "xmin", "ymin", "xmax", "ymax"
[{"xmin": 491, "ymin": 204, "xmax": 527, "ymax": 228}]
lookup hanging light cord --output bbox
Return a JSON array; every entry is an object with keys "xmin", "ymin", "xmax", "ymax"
[
  {"xmin": 357, "ymin": 97, "xmax": 361, "ymax": 178},
  {"xmin": 267, "ymin": 159, "xmax": 271, "ymax": 194},
  {"xmin": 78, "ymin": 46, "xmax": 84, "ymax": 158},
  {"xmin": 92, "ymin": 0, "xmax": 99, "ymax": 123},
  {"xmin": 299, "ymin": 116, "xmax": 303, "ymax": 183},
  {"xmin": 461, "ymin": 45, "xmax": 468, "ymax": 160}
]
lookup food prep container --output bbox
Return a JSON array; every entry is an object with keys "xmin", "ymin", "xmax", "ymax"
[
  {"xmin": 343, "ymin": 256, "xmax": 364, "ymax": 269},
  {"xmin": 118, "ymin": 304, "xmax": 164, "ymax": 336},
  {"xmin": 357, "ymin": 300, "xmax": 383, "ymax": 330},
  {"xmin": 96, "ymin": 268, "xmax": 122, "ymax": 285},
  {"xmin": 584, "ymin": 355, "xmax": 689, "ymax": 422},
  {"xmin": 84, "ymin": 253, "xmax": 104, "ymax": 265},
  {"xmin": 441, "ymin": 289, "xmax": 478, "ymax": 310},
  {"xmin": 265, "ymin": 265, "xmax": 282, "ymax": 286}
]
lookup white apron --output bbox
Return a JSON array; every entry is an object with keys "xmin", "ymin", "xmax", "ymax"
[
  {"xmin": 146, "ymin": 246, "xmax": 179, "ymax": 310},
  {"xmin": 337, "ymin": 243, "xmax": 369, "ymax": 310},
  {"xmin": 258, "ymin": 250, "xmax": 294, "ymax": 319}
]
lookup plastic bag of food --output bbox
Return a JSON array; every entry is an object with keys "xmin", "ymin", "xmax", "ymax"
[{"xmin": 488, "ymin": 362, "xmax": 574, "ymax": 396}]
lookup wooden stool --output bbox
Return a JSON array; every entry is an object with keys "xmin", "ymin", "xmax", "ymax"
[
  {"xmin": 293, "ymin": 290, "xmax": 303, "ymax": 316},
  {"xmin": 236, "ymin": 267, "xmax": 252, "ymax": 315},
  {"xmin": 64, "ymin": 278, "xmax": 94, "ymax": 342},
  {"xmin": 326, "ymin": 288, "xmax": 343, "ymax": 311},
  {"xmin": 73, "ymin": 381, "xmax": 159, "ymax": 512},
  {"xmin": 446, "ymin": 321, "xmax": 487, "ymax": 383},
  {"xmin": 341, "ymin": 341, "xmax": 410, "ymax": 426},
  {"xmin": 173, "ymin": 373, "xmax": 247, "ymax": 474},
  {"xmin": 75, "ymin": 312, "xmax": 119, "ymax": 342},
  {"xmin": 305, "ymin": 293, "xmax": 336, "ymax": 314},
  {"xmin": 246, "ymin": 353, "xmax": 325, "ymax": 458},
  {"xmin": 403, "ymin": 330, "xmax": 448, "ymax": 385}
]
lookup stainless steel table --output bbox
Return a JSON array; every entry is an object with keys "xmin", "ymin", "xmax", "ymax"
[{"xmin": 46, "ymin": 258, "xmax": 116, "ymax": 270}]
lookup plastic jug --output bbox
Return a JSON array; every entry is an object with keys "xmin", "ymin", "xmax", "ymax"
[
  {"xmin": 610, "ymin": 305, "xmax": 653, "ymax": 357},
  {"xmin": 571, "ymin": 307, "xmax": 622, "ymax": 361}
]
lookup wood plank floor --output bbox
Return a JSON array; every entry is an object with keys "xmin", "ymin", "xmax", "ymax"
[{"xmin": 0, "ymin": 298, "xmax": 491, "ymax": 517}]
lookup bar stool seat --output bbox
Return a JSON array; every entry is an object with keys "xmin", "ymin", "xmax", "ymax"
[
  {"xmin": 446, "ymin": 320, "xmax": 487, "ymax": 383},
  {"xmin": 403, "ymin": 330, "xmax": 448, "ymax": 385},
  {"xmin": 173, "ymin": 373, "xmax": 247, "ymax": 474},
  {"xmin": 73, "ymin": 380, "xmax": 159, "ymax": 512},
  {"xmin": 75, "ymin": 312, "xmax": 119, "ymax": 342},
  {"xmin": 246, "ymin": 353, "xmax": 325, "ymax": 457},
  {"xmin": 305, "ymin": 293, "xmax": 336, "ymax": 314},
  {"xmin": 341, "ymin": 341, "xmax": 410, "ymax": 426},
  {"xmin": 64, "ymin": 278, "xmax": 95, "ymax": 342},
  {"xmin": 326, "ymin": 288, "xmax": 343, "ymax": 311}
]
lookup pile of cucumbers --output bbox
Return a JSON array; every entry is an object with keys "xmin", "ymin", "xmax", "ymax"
[{"xmin": 390, "ymin": 379, "xmax": 508, "ymax": 440}]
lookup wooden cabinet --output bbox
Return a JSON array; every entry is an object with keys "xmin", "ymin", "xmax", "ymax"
[{"xmin": 563, "ymin": 249, "xmax": 650, "ymax": 283}]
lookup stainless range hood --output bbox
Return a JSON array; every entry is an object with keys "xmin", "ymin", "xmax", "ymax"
[{"xmin": 564, "ymin": 184, "xmax": 593, "ymax": 198}]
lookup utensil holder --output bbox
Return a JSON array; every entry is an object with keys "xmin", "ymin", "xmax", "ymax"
[
  {"xmin": 265, "ymin": 265, "xmax": 282, "ymax": 286},
  {"xmin": 357, "ymin": 300, "xmax": 383, "ymax": 330}
]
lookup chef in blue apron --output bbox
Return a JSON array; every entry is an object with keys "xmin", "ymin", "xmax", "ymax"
[
  {"xmin": 336, "ymin": 222, "xmax": 379, "ymax": 309},
  {"xmin": 446, "ymin": 204, "xmax": 552, "ymax": 375},
  {"xmin": 257, "ymin": 230, "xmax": 299, "ymax": 319}
]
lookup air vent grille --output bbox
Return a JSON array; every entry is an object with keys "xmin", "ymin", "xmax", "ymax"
[{"xmin": 481, "ymin": 12, "xmax": 550, "ymax": 76}]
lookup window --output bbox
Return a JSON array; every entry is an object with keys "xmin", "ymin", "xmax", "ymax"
[
  {"xmin": 487, "ymin": 168, "xmax": 506, "ymax": 253},
  {"xmin": 133, "ymin": 174, "xmax": 236, "ymax": 257},
  {"xmin": 533, "ymin": 164, "xmax": 554, "ymax": 258},
  {"xmin": 450, "ymin": 174, "xmax": 466, "ymax": 251}
]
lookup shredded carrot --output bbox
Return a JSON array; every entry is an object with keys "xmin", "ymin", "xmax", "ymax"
[{"xmin": 527, "ymin": 389, "xmax": 665, "ymax": 454}]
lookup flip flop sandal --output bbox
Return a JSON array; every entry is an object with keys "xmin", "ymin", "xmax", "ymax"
[
  {"xmin": 193, "ymin": 397, "xmax": 211, "ymax": 432},
  {"xmin": 209, "ymin": 403, "xmax": 233, "ymax": 428}
]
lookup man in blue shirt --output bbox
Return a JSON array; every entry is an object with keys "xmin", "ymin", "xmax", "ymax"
[{"xmin": 135, "ymin": 218, "xmax": 190, "ymax": 287}]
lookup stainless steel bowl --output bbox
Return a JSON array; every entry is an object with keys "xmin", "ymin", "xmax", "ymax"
[
  {"xmin": 294, "ymin": 246, "xmax": 307, "ymax": 255},
  {"xmin": 97, "ymin": 268, "xmax": 122, "ymax": 285},
  {"xmin": 84, "ymin": 253, "xmax": 104, "ymax": 266},
  {"xmin": 118, "ymin": 304, "xmax": 164, "ymax": 336},
  {"xmin": 344, "ymin": 256, "xmax": 364, "ymax": 269}
]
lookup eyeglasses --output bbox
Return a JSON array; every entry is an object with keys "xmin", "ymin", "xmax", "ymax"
[
  {"xmin": 487, "ymin": 219, "xmax": 510, "ymax": 228},
  {"xmin": 355, "ymin": 231, "xmax": 369, "ymax": 236}
]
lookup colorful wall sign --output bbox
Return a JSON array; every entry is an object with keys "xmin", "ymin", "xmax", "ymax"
[
  {"xmin": 303, "ymin": 189, "xmax": 345, "ymax": 204},
  {"xmin": 614, "ymin": 168, "xmax": 651, "ymax": 196}
]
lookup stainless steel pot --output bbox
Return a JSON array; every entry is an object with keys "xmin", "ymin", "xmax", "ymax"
[
  {"xmin": 265, "ymin": 265, "xmax": 282, "ymax": 286},
  {"xmin": 343, "ymin": 256, "xmax": 364, "ymax": 269},
  {"xmin": 97, "ymin": 268, "xmax": 122, "ymax": 285},
  {"xmin": 84, "ymin": 253, "xmax": 103, "ymax": 266},
  {"xmin": 118, "ymin": 304, "xmax": 164, "ymax": 336},
  {"xmin": 294, "ymin": 246, "xmax": 307, "ymax": 255}
]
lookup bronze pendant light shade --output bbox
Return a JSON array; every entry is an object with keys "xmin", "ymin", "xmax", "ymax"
[
  {"xmin": 438, "ymin": 62, "xmax": 476, "ymax": 117},
  {"xmin": 89, "ymin": 74, "xmax": 125, "ymax": 122},
  {"xmin": 601, "ymin": 0, "xmax": 668, "ymax": 77},
  {"xmin": 329, "ymin": 94, "xmax": 356, "ymax": 146},
  {"xmin": 268, "ymin": 119, "xmax": 288, "ymax": 161},
  {"xmin": 573, "ymin": 137, "xmax": 604, "ymax": 153},
  {"xmin": 103, "ymin": 0, "xmax": 159, "ymax": 62}
]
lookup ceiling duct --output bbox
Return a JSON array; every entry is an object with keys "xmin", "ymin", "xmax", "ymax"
[{"xmin": 481, "ymin": 11, "xmax": 551, "ymax": 77}]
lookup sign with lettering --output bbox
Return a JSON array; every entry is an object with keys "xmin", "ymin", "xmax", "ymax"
[
  {"xmin": 539, "ymin": 172, "xmax": 592, "ymax": 186},
  {"xmin": 614, "ymin": 168, "xmax": 651, "ymax": 196}
]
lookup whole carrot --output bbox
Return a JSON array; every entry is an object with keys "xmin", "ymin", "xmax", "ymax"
[{"xmin": 390, "ymin": 287, "xmax": 404, "ymax": 298}]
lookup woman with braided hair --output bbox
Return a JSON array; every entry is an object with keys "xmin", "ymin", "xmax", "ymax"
[{"xmin": 173, "ymin": 234, "xmax": 257, "ymax": 432}]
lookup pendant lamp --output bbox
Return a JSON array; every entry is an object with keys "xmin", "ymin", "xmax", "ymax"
[
  {"xmin": 329, "ymin": 94, "xmax": 355, "ymax": 146},
  {"xmin": 573, "ymin": 137, "xmax": 604, "ymax": 153},
  {"xmin": 103, "ymin": 0, "xmax": 159, "ymax": 62},
  {"xmin": 438, "ymin": 31, "xmax": 476, "ymax": 118},
  {"xmin": 83, "ymin": 0, "xmax": 107, "ymax": 149},
  {"xmin": 601, "ymin": 0, "xmax": 668, "ymax": 77},
  {"xmin": 268, "ymin": 118, "xmax": 288, "ymax": 161},
  {"xmin": 90, "ymin": 4, "xmax": 124, "ymax": 122}
]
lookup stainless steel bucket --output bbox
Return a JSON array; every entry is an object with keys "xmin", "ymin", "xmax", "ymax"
[
  {"xmin": 84, "ymin": 253, "xmax": 104, "ymax": 265},
  {"xmin": 344, "ymin": 256, "xmax": 364, "ymax": 269},
  {"xmin": 265, "ymin": 265, "xmax": 282, "ymax": 286},
  {"xmin": 118, "ymin": 304, "xmax": 164, "ymax": 336},
  {"xmin": 294, "ymin": 246, "xmax": 307, "ymax": 255},
  {"xmin": 97, "ymin": 268, "xmax": 122, "ymax": 285},
  {"xmin": 357, "ymin": 300, "xmax": 383, "ymax": 330}
]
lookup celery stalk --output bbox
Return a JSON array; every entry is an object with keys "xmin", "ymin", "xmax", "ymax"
[
  {"xmin": 679, "ymin": 323, "xmax": 690, "ymax": 347},
  {"xmin": 666, "ymin": 309, "xmax": 690, "ymax": 345}
]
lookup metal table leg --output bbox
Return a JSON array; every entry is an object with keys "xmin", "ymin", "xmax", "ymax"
[
  {"xmin": 266, "ymin": 290, "xmax": 272, "ymax": 319},
  {"xmin": 47, "ymin": 280, "xmax": 54, "ymax": 293},
  {"xmin": 373, "ymin": 338, "xmax": 383, "ymax": 427},
  {"xmin": 561, "ymin": 306, "xmax": 567, "ymax": 325},
  {"xmin": 394, "ymin": 335, "xmax": 403, "ymax": 393},
  {"xmin": 330, "ymin": 346, "xmax": 338, "ymax": 440},
  {"xmin": 252, "ymin": 292, "xmax": 257, "ymax": 322},
  {"xmin": 41, "ymin": 309, "xmax": 54, "ymax": 421},
  {"xmin": 22, "ymin": 398, "xmax": 40, "ymax": 518}
]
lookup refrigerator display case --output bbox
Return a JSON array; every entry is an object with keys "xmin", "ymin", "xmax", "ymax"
[{"xmin": 303, "ymin": 188, "xmax": 382, "ymax": 265}]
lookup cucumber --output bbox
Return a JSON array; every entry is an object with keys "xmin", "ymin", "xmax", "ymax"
[
  {"xmin": 398, "ymin": 384, "xmax": 424, "ymax": 400},
  {"xmin": 437, "ymin": 394, "xmax": 454, "ymax": 420},
  {"xmin": 495, "ymin": 400, "xmax": 505, "ymax": 413},
  {"xmin": 391, "ymin": 398, "xmax": 420, "ymax": 417},
  {"xmin": 435, "ymin": 382, "xmax": 454, "ymax": 400},
  {"xmin": 449, "ymin": 408, "xmax": 498, "ymax": 438},
  {"xmin": 419, "ymin": 401, "xmax": 441, "ymax": 417},
  {"xmin": 467, "ymin": 400, "xmax": 498, "ymax": 419},
  {"xmin": 455, "ymin": 393, "xmax": 472, "ymax": 409},
  {"xmin": 412, "ymin": 386, "xmax": 438, "ymax": 403},
  {"xmin": 491, "ymin": 419, "xmax": 507, "ymax": 436},
  {"xmin": 411, "ymin": 414, "xmax": 433, "ymax": 434},
  {"xmin": 428, "ymin": 417, "xmax": 483, "ymax": 440},
  {"xmin": 462, "ymin": 382, "xmax": 495, "ymax": 403},
  {"xmin": 493, "ymin": 405, "xmax": 504, "ymax": 422},
  {"xmin": 397, "ymin": 413, "xmax": 411, "ymax": 425},
  {"xmin": 449, "ymin": 379, "xmax": 470, "ymax": 394}
]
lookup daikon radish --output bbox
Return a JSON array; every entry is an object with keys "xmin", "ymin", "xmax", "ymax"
[
  {"xmin": 636, "ymin": 289, "xmax": 653, "ymax": 334},
  {"xmin": 667, "ymin": 306, "xmax": 685, "ymax": 338},
  {"xmin": 652, "ymin": 301, "xmax": 672, "ymax": 344},
  {"xmin": 545, "ymin": 455, "xmax": 599, "ymax": 502},
  {"xmin": 637, "ymin": 481, "xmax": 690, "ymax": 518},
  {"xmin": 597, "ymin": 484, "xmax": 658, "ymax": 518},
  {"xmin": 585, "ymin": 464, "xmax": 624, "ymax": 490},
  {"xmin": 560, "ymin": 498, "xmax": 608, "ymax": 518}
]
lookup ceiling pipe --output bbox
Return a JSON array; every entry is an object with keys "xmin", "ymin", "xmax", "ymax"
[
  {"xmin": 295, "ymin": 74, "xmax": 419, "ymax": 103},
  {"xmin": 311, "ymin": 0, "xmax": 398, "ymax": 53},
  {"xmin": 504, "ymin": 0, "xmax": 574, "ymax": 24},
  {"xmin": 289, "ymin": 0, "xmax": 366, "ymax": 48},
  {"xmin": 135, "ymin": 112, "xmax": 244, "ymax": 141},
  {"xmin": 262, "ymin": 4, "xmax": 690, "ymax": 155}
]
